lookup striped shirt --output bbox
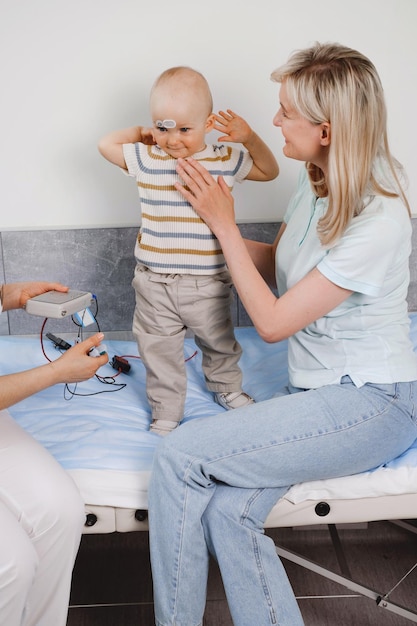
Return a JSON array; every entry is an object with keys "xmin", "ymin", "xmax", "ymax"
[{"xmin": 123, "ymin": 143, "xmax": 253, "ymax": 274}]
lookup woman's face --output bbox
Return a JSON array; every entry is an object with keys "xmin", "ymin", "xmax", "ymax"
[{"xmin": 273, "ymin": 82, "xmax": 330, "ymax": 172}]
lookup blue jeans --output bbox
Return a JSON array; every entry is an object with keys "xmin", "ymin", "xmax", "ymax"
[{"xmin": 148, "ymin": 378, "xmax": 417, "ymax": 626}]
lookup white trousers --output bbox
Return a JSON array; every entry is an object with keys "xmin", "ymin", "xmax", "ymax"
[{"xmin": 0, "ymin": 410, "xmax": 85, "ymax": 626}]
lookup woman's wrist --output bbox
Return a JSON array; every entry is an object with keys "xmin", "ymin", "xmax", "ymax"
[
  {"xmin": 0, "ymin": 284, "xmax": 8, "ymax": 311},
  {"xmin": 0, "ymin": 284, "xmax": 14, "ymax": 311},
  {"xmin": 215, "ymin": 222, "xmax": 241, "ymax": 246}
]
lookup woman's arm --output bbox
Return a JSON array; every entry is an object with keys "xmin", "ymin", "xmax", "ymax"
[
  {"xmin": 175, "ymin": 158, "xmax": 352, "ymax": 342},
  {"xmin": 0, "ymin": 334, "xmax": 108, "ymax": 410},
  {"xmin": 243, "ymin": 223, "xmax": 286, "ymax": 289}
]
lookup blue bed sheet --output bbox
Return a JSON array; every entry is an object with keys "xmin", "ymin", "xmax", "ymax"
[{"xmin": 2, "ymin": 316, "xmax": 417, "ymax": 510}]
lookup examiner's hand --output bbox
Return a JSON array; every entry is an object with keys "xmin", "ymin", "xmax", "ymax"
[
  {"xmin": 175, "ymin": 157, "xmax": 236, "ymax": 236},
  {"xmin": 0, "ymin": 331, "xmax": 109, "ymax": 411},
  {"xmin": 49, "ymin": 333, "xmax": 109, "ymax": 384}
]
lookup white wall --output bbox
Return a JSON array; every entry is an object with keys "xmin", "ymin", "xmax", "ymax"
[{"xmin": 1, "ymin": 0, "xmax": 416, "ymax": 229}]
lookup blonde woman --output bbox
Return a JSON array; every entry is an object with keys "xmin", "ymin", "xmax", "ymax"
[{"xmin": 148, "ymin": 43, "xmax": 417, "ymax": 625}]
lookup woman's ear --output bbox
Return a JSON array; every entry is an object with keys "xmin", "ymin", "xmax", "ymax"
[{"xmin": 320, "ymin": 122, "xmax": 331, "ymax": 146}]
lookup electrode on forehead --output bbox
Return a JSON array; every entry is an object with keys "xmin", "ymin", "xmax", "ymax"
[{"xmin": 155, "ymin": 119, "xmax": 176, "ymax": 129}]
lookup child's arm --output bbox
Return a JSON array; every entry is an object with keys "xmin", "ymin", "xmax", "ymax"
[
  {"xmin": 213, "ymin": 109, "xmax": 279, "ymax": 181},
  {"xmin": 98, "ymin": 126, "xmax": 155, "ymax": 170}
]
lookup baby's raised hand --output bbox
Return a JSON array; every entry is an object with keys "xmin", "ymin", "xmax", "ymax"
[
  {"xmin": 213, "ymin": 109, "xmax": 252, "ymax": 145},
  {"xmin": 140, "ymin": 127, "xmax": 157, "ymax": 145}
]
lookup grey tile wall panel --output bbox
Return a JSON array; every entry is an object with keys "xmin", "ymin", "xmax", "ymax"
[
  {"xmin": 1, "ymin": 228, "xmax": 138, "ymax": 335},
  {"xmin": 1, "ymin": 219, "xmax": 416, "ymax": 335}
]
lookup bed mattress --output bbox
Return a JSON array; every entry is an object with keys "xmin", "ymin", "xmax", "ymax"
[{"xmin": 3, "ymin": 317, "xmax": 417, "ymax": 533}]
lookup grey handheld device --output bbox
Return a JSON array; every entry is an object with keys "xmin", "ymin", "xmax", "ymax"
[{"xmin": 24, "ymin": 290, "xmax": 94, "ymax": 318}]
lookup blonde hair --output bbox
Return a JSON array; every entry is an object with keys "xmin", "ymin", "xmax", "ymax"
[
  {"xmin": 150, "ymin": 66, "xmax": 213, "ymax": 117},
  {"xmin": 271, "ymin": 42, "xmax": 410, "ymax": 246}
]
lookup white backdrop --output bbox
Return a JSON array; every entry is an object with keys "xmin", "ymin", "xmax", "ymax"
[{"xmin": 1, "ymin": 0, "xmax": 416, "ymax": 229}]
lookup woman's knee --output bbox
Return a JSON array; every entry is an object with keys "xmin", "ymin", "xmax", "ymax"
[
  {"xmin": 203, "ymin": 485, "xmax": 284, "ymax": 536},
  {"xmin": 203, "ymin": 486, "xmax": 252, "ymax": 539}
]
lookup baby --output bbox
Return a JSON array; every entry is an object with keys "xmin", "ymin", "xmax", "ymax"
[{"xmin": 98, "ymin": 66, "xmax": 279, "ymax": 435}]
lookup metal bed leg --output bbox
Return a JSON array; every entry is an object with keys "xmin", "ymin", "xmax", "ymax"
[
  {"xmin": 390, "ymin": 519, "xmax": 417, "ymax": 536},
  {"xmin": 327, "ymin": 523, "xmax": 351, "ymax": 578},
  {"xmin": 274, "ymin": 522, "xmax": 417, "ymax": 623}
]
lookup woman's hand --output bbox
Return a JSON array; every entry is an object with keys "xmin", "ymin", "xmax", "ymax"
[
  {"xmin": 49, "ymin": 333, "xmax": 108, "ymax": 384},
  {"xmin": 175, "ymin": 158, "xmax": 237, "ymax": 238},
  {"xmin": 175, "ymin": 162, "xmax": 352, "ymax": 345},
  {"xmin": 2, "ymin": 282, "xmax": 68, "ymax": 312}
]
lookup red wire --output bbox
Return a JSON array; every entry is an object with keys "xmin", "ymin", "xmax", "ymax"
[
  {"xmin": 39, "ymin": 323, "xmax": 199, "ymax": 370},
  {"xmin": 185, "ymin": 350, "xmax": 198, "ymax": 362},
  {"xmin": 40, "ymin": 318, "xmax": 52, "ymax": 362}
]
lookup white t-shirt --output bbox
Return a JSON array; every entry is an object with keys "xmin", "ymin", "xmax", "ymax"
[{"xmin": 276, "ymin": 166, "xmax": 417, "ymax": 388}]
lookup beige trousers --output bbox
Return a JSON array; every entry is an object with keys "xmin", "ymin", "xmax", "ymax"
[{"xmin": 132, "ymin": 265, "xmax": 244, "ymax": 423}]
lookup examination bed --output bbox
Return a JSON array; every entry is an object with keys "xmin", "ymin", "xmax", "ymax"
[{"xmin": 3, "ymin": 316, "xmax": 417, "ymax": 621}]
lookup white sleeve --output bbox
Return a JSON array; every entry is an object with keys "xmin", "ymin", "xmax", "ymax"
[
  {"xmin": 317, "ymin": 209, "xmax": 404, "ymax": 296},
  {"xmin": 122, "ymin": 143, "xmax": 141, "ymax": 178}
]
